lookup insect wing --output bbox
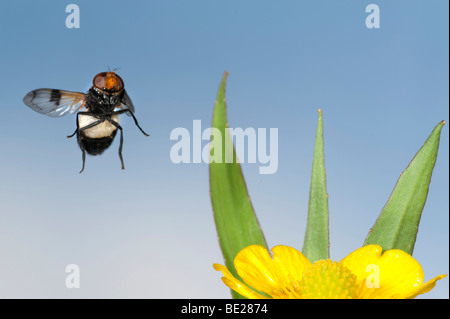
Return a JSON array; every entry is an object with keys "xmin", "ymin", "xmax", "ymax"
[
  {"xmin": 23, "ymin": 89, "xmax": 86, "ymax": 117},
  {"xmin": 120, "ymin": 89, "xmax": 135, "ymax": 115}
]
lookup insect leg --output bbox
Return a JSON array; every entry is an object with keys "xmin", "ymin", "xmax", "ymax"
[
  {"xmin": 76, "ymin": 132, "xmax": 87, "ymax": 174},
  {"xmin": 67, "ymin": 111, "xmax": 97, "ymax": 138},
  {"xmin": 80, "ymin": 145, "xmax": 86, "ymax": 174},
  {"xmin": 76, "ymin": 116, "xmax": 104, "ymax": 173},
  {"xmin": 77, "ymin": 118, "xmax": 105, "ymax": 132},
  {"xmin": 107, "ymin": 119, "xmax": 125, "ymax": 170},
  {"xmin": 67, "ymin": 128, "xmax": 77, "ymax": 139},
  {"xmin": 114, "ymin": 109, "xmax": 149, "ymax": 137}
]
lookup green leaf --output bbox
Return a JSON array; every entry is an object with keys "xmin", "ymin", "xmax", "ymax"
[
  {"xmin": 364, "ymin": 121, "xmax": 445, "ymax": 254},
  {"xmin": 302, "ymin": 110, "xmax": 330, "ymax": 262},
  {"xmin": 209, "ymin": 72, "xmax": 268, "ymax": 299}
]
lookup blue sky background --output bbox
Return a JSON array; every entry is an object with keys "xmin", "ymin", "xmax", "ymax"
[{"xmin": 0, "ymin": 1, "xmax": 448, "ymax": 298}]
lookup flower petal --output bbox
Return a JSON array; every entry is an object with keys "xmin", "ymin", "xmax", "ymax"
[
  {"xmin": 339, "ymin": 245, "xmax": 383, "ymax": 288},
  {"xmin": 271, "ymin": 245, "xmax": 312, "ymax": 287},
  {"xmin": 234, "ymin": 245, "xmax": 284, "ymax": 296},
  {"xmin": 213, "ymin": 263, "xmax": 269, "ymax": 299},
  {"xmin": 373, "ymin": 249, "xmax": 425, "ymax": 298},
  {"xmin": 340, "ymin": 245, "xmax": 446, "ymax": 298},
  {"xmin": 405, "ymin": 274, "xmax": 447, "ymax": 299}
]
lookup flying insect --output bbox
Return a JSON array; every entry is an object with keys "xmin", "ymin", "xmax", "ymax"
[{"xmin": 23, "ymin": 71, "xmax": 149, "ymax": 173}]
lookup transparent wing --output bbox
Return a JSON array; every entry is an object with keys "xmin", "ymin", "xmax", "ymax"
[
  {"xmin": 23, "ymin": 89, "xmax": 86, "ymax": 117},
  {"xmin": 120, "ymin": 89, "xmax": 135, "ymax": 116}
]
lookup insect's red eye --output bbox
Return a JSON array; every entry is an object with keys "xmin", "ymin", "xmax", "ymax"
[{"xmin": 93, "ymin": 72, "xmax": 124, "ymax": 92}]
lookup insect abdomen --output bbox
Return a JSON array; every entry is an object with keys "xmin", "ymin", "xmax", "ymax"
[
  {"xmin": 77, "ymin": 130, "xmax": 118, "ymax": 156},
  {"xmin": 78, "ymin": 114, "xmax": 119, "ymax": 139}
]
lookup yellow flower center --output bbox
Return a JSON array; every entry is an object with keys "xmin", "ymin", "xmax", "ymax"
[{"xmin": 297, "ymin": 259, "xmax": 357, "ymax": 299}]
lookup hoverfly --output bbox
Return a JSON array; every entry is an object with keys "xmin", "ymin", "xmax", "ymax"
[{"xmin": 23, "ymin": 71, "xmax": 149, "ymax": 173}]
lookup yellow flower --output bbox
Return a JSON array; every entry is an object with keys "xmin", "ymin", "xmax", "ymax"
[{"xmin": 213, "ymin": 245, "xmax": 446, "ymax": 299}]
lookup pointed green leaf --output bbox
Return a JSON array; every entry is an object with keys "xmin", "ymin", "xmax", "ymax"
[
  {"xmin": 364, "ymin": 121, "xmax": 445, "ymax": 254},
  {"xmin": 210, "ymin": 72, "xmax": 268, "ymax": 299},
  {"xmin": 302, "ymin": 110, "xmax": 330, "ymax": 262}
]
